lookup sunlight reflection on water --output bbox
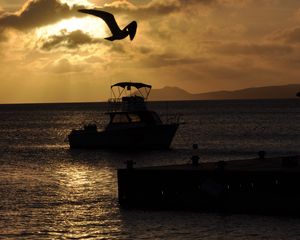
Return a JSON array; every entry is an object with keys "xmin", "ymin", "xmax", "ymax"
[{"xmin": 0, "ymin": 100, "xmax": 300, "ymax": 239}]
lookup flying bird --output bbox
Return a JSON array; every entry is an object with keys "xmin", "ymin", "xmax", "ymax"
[{"xmin": 78, "ymin": 9, "xmax": 137, "ymax": 41}]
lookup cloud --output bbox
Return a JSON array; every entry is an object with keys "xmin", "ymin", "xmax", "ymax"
[
  {"xmin": 0, "ymin": 0, "xmax": 84, "ymax": 31},
  {"xmin": 99, "ymin": 0, "xmax": 176, "ymax": 19},
  {"xmin": 134, "ymin": 53, "xmax": 206, "ymax": 68},
  {"xmin": 271, "ymin": 27, "xmax": 300, "ymax": 44},
  {"xmin": 44, "ymin": 58, "xmax": 85, "ymax": 73},
  {"xmin": 294, "ymin": 8, "xmax": 300, "ymax": 20},
  {"xmin": 99, "ymin": 0, "xmax": 212, "ymax": 18},
  {"xmin": 214, "ymin": 42, "xmax": 294, "ymax": 56},
  {"xmin": 0, "ymin": 27, "xmax": 7, "ymax": 42},
  {"xmin": 103, "ymin": 0, "xmax": 137, "ymax": 10},
  {"xmin": 100, "ymin": 0, "xmax": 255, "ymax": 18},
  {"xmin": 107, "ymin": 42, "xmax": 126, "ymax": 53},
  {"xmin": 40, "ymin": 29, "xmax": 100, "ymax": 50},
  {"xmin": 203, "ymin": 24, "xmax": 246, "ymax": 39}
]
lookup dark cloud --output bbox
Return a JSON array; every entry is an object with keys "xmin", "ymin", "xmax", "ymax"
[
  {"xmin": 138, "ymin": 46, "xmax": 152, "ymax": 54},
  {"xmin": 271, "ymin": 27, "xmax": 300, "ymax": 44},
  {"xmin": 0, "ymin": 0, "xmax": 84, "ymax": 31},
  {"xmin": 214, "ymin": 43, "xmax": 293, "ymax": 56},
  {"xmin": 106, "ymin": 43, "xmax": 153, "ymax": 55},
  {"xmin": 40, "ymin": 29, "xmax": 99, "ymax": 50},
  {"xmin": 38, "ymin": 27, "xmax": 152, "ymax": 53},
  {"xmin": 110, "ymin": 43, "xmax": 126, "ymax": 53}
]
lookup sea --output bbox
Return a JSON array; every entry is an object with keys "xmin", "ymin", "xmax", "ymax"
[{"xmin": 0, "ymin": 99, "xmax": 300, "ymax": 240}]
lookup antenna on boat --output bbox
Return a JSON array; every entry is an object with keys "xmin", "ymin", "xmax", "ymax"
[{"xmin": 110, "ymin": 78, "xmax": 112, "ymax": 100}]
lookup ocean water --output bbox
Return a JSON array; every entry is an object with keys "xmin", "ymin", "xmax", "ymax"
[{"xmin": 0, "ymin": 99, "xmax": 300, "ymax": 239}]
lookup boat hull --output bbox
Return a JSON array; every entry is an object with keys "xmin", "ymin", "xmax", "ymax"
[{"xmin": 68, "ymin": 123, "xmax": 179, "ymax": 149}]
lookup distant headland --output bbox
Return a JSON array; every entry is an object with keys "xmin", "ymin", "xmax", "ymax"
[{"xmin": 149, "ymin": 84, "xmax": 300, "ymax": 101}]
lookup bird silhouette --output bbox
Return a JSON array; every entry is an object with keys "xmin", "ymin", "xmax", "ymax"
[{"xmin": 78, "ymin": 9, "xmax": 137, "ymax": 41}]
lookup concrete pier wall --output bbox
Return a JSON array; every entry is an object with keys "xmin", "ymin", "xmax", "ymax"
[{"xmin": 118, "ymin": 156, "xmax": 300, "ymax": 215}]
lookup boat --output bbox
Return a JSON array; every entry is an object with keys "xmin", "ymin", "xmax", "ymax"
[{"xmin": 68, "ymin": 82, "xmax": 182, "ymax": 149}]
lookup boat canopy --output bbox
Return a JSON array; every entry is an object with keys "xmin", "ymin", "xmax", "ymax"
[
  {"xmin": 111, "ymin": 82, "xmax": 152, "ymax": 90},
  {"xmin": 110, "ymin": 82, "xmax": 152, "ymax": 101}
]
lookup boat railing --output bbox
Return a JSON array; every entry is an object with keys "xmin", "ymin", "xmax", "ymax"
[
  {"xmin": 107, "ymin": 97, "xmax": 147, "ymax": 112},
  {"xmin": 107, "ymin": 98, "xmax": 121, "ymax": 111}
]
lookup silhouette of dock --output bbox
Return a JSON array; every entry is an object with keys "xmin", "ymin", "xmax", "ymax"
[{"xmin": 118, "ymin": 155, "xmax": 300, "ymax": 215}]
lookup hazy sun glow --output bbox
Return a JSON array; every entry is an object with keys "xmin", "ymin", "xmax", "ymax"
[
  {"xmin": 2, "ymin": 0, "xmax": 300, "ymax": 104},
  {"xmin": 36, "ymin": 17, "xmax": 107, "ymax": 39}
]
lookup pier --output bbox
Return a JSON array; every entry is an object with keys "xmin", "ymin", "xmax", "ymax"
[{"xmin": 118, "ymin": 155, "xmax": 300, "ymax": 215}]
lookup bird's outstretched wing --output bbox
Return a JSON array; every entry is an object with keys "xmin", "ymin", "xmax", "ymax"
[
  {"xmin": 127, "ymin": 21, "xmax": 137, "ymax": 40},
  {"xmin": 78, "ymin": 9, "xmax": 122, "ymax": 34}
]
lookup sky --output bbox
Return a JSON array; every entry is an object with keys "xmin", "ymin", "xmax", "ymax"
[{"xmin": 0, "ymin": 0, "xmax": 300, "ymax": 103}]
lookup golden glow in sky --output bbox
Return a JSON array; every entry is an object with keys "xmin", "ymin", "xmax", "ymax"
[
  {"xmin": 36, "ymin": 17, "xmax": 107, "ymax": 39},
  {"xmin": 0, "ymin": 0, "xmax": 300, "ymax": 103}
]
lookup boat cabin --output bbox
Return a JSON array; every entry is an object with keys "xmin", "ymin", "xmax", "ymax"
[{"xmin": 108, "ymin": 111, "xmax": 162, "ymax": 126}]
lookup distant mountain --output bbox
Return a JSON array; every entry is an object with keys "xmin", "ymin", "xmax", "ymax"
[{"xmin": 149, "ymin": 84, "xmax": 300, "ymax": 101}]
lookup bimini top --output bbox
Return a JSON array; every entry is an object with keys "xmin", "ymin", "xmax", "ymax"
[
  {"xmin": 110, "ymin": 82, "xmax": 152, "ymax": 101},
  {"xmin": 109, "ymin": 82, "xmax": 152, "ymax": 111},
  {"xmin": 111, "ymin": 82, "xmax": 151, "ymax": 89}
]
